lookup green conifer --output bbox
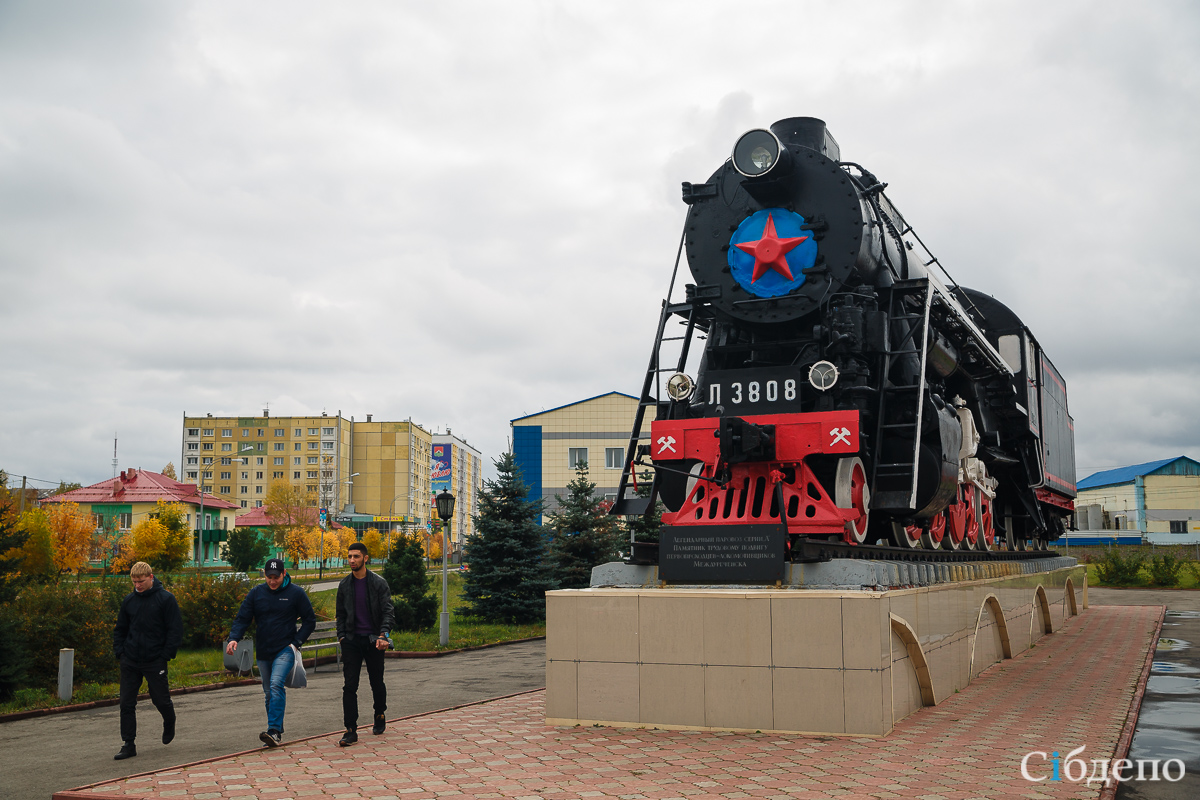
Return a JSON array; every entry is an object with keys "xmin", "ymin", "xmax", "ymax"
[
  {"xmin": 461, "ymin": 453, "xmax": 556, "ymax": 623},
  {"xmin": 546, "ymin": 463, "xmax": 624, "ymax": 589},
  {"xmin": 382, "ymin": 531, "xmax": 437, "ymax": 631}
]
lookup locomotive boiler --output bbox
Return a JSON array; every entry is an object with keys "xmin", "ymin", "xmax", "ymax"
[{"xmin": 613, "ymin": 117, "xmax": 1075, "ymax": 558}]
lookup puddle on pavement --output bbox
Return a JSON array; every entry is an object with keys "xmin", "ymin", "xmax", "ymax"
[
  {"xmin": 1133, "ymin": 700, "xmax": 1200, "ymax": 731},
  {"xmin": 1153, "ymin": 661, "xmax": 1200, "ymax": 674},
  {"xmin": 1165, "ymin": 610, "xmax": 1200, "ymax": 619},
  {"xmin": 1146, "ymin": 676, "xmax": 1200, "ymax": 695},
  {"xmin": 1127, "ymin": 727, "xmax": 1200, "ymax": 768},
  {"xmin": 1156, "ymin": 638, "xmax": 1191, "ymax": 651}
]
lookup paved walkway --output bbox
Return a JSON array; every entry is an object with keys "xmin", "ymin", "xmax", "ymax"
[{"xmin": 57, "ymin": 604, "xmax": 1161, "ymax": 800}]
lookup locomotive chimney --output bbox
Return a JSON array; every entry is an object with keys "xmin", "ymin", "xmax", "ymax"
[{"xmin": 770, "ymin": 117, "xmax": 840, "ymax": 162}]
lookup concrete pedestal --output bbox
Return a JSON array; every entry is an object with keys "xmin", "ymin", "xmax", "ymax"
[{"xmin": 545, "ymin": 562, "xmax": 1086, "ymax": 736}]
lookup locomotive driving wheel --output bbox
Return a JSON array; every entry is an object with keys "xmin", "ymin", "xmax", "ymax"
[
  {"xmin": 942, "ymin": 485, "xmax": 969, "ymax": 551},
  {"xmin": 891, "ymin": 521, "xmax": 923, "ymax": 548},
  {"xmin": 974, "ymin": 491, "xmax": 995, "ymax": 551},
  {"xmin": 835, "ymin": 457, "xmax": 871, "ymax": 545},
  {"xmin": 920, "ymin": 511, "xmax": 947, "ymax": 549}
]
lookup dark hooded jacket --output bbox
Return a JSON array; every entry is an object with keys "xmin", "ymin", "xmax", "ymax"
[
  {"xmin": 228, "ymin": 576, "xmax": 317, "ymax": 661},
  {"xmin": 113, "ymin": 577, "xmax": 184, "ymax": 664}
]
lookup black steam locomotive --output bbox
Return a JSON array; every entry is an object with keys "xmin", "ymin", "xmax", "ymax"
[{"xmin": 614, "ymin": 117, "xmax": 1075, "ymax": 556}]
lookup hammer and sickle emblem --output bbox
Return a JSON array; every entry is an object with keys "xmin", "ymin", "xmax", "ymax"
[
  {"xmin": 657, "ymin": 435, "xmax": 677, "ymax": 454},
  {"xmin": 830, "ymin": 427, "xmax": 851, "ymax": 446}
]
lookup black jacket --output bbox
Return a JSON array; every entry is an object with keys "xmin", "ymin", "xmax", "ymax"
[
  {"xmin": 335, "ymin": 569, "xmax": 394, "ymax": 641},
  {"xmin": 113, "ymin": 578, "xmax": 183, "ymax": 664},
  {"xmin": 228, "ymin": 577, "xmax": 317, "ymax": 661}
]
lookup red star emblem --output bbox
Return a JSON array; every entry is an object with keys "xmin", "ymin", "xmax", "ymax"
[{"xmin": 735, "ymin": 213, "xmax": 809, "ymax": 282}]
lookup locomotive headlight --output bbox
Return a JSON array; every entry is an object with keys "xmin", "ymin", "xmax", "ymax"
[
  {"xmin": 666, "ymin": 372, "xmax": 696, "ymax": 402},
  {"xmin": 808, "ymin": 360, "xmax": 839, "ymax": 392},
  {"xmin": 732, "ymin": 129, "xmax": 783, "ymax": 178}
]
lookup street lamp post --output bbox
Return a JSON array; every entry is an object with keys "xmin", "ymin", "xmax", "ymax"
[{"xmin": 435, "ymin": 490, "xmax": 455, "ymax": 647}]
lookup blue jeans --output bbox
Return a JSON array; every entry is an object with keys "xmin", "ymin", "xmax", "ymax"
[{"xmin": 258, "ymin": 647, "xmax": 295, "ymax": 733}]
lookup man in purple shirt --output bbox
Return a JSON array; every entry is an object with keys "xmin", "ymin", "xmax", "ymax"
[{"xmin": 334, "ymin": 541, "xmax": 394, "ymax": 746}]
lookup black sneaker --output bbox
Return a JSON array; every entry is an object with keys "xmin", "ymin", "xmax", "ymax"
[
  {"xmin": 338, "ymin": 728, "xmax": 358, "ymax": 747},
  {"xmin": 259, "ymin": 729, "xmax": 282, "ymax": 748},
  {"xmin": 372, "ymin": 714, "xmax": 386, "ymax": 735},
  {"xmin": 114, "ymin": 742, "xmax": 137, "ymax": 760},
  {"xmin": 162, "ymin": 716, "xmax": 176, "ymax": 745}
]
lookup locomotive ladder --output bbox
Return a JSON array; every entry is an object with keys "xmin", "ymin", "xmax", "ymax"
[
  {"xmin": 611, "ymin": 299, "xmax": 700, "ymax": 519},
  {"xmin": 870, "ymin": 278, "xmax": 933, "ymax": 513}
]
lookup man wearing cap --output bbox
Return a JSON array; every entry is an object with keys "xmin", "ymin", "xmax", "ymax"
[
  {"xmin": 226, "ymin": 558, "xmax": 317, "ymax": 747},
  {"xmin": 335, "ymin": 541, "xmax": 394, "ymax": 746}
]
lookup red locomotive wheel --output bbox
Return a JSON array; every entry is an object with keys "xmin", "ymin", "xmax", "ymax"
[
  {"xmin": 942, "ymin": 486, "xmax": 967, "ymax": 550},
  {"xmin": 976, "ymin": 492, "xmax": 995, "ymax": 551},
  {"xmin": 960, "ymin": 485, "xmax": 980, "ymax": 548},
  {"xmin": 836, "ymin": 457, "xmax": 871, "ymax": 545},
  {"xmin": 891, "ymin": 521, "xmax": 922, "ymax": 549},
  {"xmin": 920, "ymin": 511, "xmax": 946, "ymax": 549}
]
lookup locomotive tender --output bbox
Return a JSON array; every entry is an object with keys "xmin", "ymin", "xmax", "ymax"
[{"xmin": 614, "ymin": 117, "xmax": 1075, "ymax": 561}]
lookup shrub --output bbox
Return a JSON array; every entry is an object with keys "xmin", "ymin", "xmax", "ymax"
[
  {"xmin": 1, "ymin": 580, "xmax": 126, "ymax": 691},
  {"xmin": 167, "ymin": 574, "xmax": 250, "ymax": 648},
  {"xmin": 0, "ymin": 611, "xmax": 31, "ymax": 700},
  {"xmin": 1147, "ymin": 554, "xmax": 1186, "ymax": 587},
  {"xmin": 383, "ymin": 532, "xmax": 437, "ymax": 632},
  {"xmin": 1093, "ymin": 548, "xmax": 1147, "ymax": 586},
  {"xmin": 223, "ymin": 528, "xmax": 272, "ymax": 573},
  {"xmin": 1187, "ymin": 560, "xmax": 1200, "ymax": 586}
]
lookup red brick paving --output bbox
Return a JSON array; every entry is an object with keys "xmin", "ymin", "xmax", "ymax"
[{"xmin": 59, "ymin": 605, "xmax": 1160, "ymax": 800}]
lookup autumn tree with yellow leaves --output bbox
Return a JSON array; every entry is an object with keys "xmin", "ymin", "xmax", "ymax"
[{"xmin": 114, "ymin": 500, "xmax": 191, "ymax": 573}]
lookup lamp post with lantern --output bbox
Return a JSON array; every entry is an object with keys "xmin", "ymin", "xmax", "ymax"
[{"xmin": 434, "ymin": 490, "xmax": 455, "ymax": 647}]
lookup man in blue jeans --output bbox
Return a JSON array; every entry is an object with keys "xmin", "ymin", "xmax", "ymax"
[{"xmin": 226, "ymin": 558, "xmax": 316, "ymax": 747}]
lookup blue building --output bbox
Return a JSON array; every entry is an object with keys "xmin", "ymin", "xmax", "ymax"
[{"xmin": 1067, "ymin": 456, "xmax": 1200, "ymax": 545}]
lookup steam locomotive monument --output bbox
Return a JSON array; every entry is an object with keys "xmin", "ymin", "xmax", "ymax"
[{"xmin": 545, "ymin": 119, "xmax": 1086, "ymax": 736}]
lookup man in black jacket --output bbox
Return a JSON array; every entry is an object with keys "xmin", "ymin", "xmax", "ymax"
[
  {"xmin": 335, "ymin": 542, "xmax": 394, "ymax": 746},
  {"xmin": 112, "ymin": 561, "xmax": 183, "ymax": 761},
  {"xmin": 226, "ymin": 558, "xmax": 317, "ymax": 748}
]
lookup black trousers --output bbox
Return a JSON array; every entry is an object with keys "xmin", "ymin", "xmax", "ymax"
[
  {"xmin": 119, "ymin": 660, "xmax": 175, "ymax": 743},
  {"xmin": 341, "ymin": 635, "xmax": 387, "ymax": 729}
]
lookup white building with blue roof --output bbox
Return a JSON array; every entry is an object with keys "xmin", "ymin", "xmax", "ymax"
[{"xmin": 1073, "ymin": 456, "xmax": 1200, "ymax": 544}]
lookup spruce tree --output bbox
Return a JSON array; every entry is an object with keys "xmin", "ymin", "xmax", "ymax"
[
  {"xmin": 382, "ymin": 531, "xmax": 437, "ymax": 631},
  {"xmin": 461, "ymin": 452, "xmax": 556, "ymax": 623},
  {"xmin": 546, "ymin": 463, "xmax": 624, "ymax": 589}
]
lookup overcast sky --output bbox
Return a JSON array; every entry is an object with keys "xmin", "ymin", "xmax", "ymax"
[{"xmin": 2, "ymin": 0, "xmax": 1198, "ymax": 492}]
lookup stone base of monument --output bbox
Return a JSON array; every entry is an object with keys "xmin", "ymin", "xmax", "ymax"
[{"xmin": 545, "ymin": 561, "xmax": 1086, "ymax": 736}]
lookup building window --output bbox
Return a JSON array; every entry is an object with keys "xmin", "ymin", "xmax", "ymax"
[
  {"xmin": 568, "ymin": 447, "xmax": 588, "ymax": 469},
  {"xmin": 293, "ymin": 457, "xmax": 301, "ymax": 465},
  {"xmin": 294, "ymin": 471, "xmax": 301, "ymax": 479},
  {"xmin": 186, "ymin": 457, "xmax": 197, "ymax": 465},
  {"xmin": 275, "ymin": 428, "xmax": 284, "ymax": 437},
  {"xmin": 605, "ymin": 447, "xmax": 624, "ymax": 469},
  {"xmin": 220, "ymin": 486, "xmax": 231, "ymax": 494},
  {"xmin": 256, "ymin": 501, "xmax": 263, "ymax": 508},
  {"xmin": 240, "ymin": 486, "xmax": 248, "ymax": 494},
  {"xmin": 221, "ymin": 443, "xmax": 232, "ymax": 451},
  {"xmin": 294, "ymin": 443, "xmax": 301, "ymax": 451},
  {"xmin": 220, "ymin": 471, "xmax": 231, "ymax": 480},
  {"xmin": 186, "ymin": 471, "xmax": 197, "ymax": 479},
  {"xmin": 308, "ymin": 428, "xmax": 318, "ymax": 435},
  {"xmin": 222, "ymin": 429, "xmax": 231, "ymax": 437},
  {"xmin": 119, "ymin": 513, "xmax": 132, "ymax": 529},
  {"xmin": 186, "ymin": 428, "xmax": 199, "ymax": 437},
  {"xmin": 308, "ymin": 471, "xmax": 317, "ymax": 478},
  {"xmin": 322, "ymin": 441, "xmax": 334, "ymax": 450},
  {"xmin": 1170, "ymin": 520, "xmax": 1188, "ymax": 534},
  {"xmin": 202, "ymin": 443, "xmax": 213, "ymax": 451},
  {"xmin": 240, "ymin": 500, "xmax": 247, "ymax": 508},
  {"xmin": 256, "ymin": 457, "xmax": 264, "ymax": 465},
  {"xmin": 186, "ymin": 443, "xmax": 198, "ymax": 451},
  {"xmin": 241, "ymin": 471, "xmax": 249, "ymax": 479},
  {"xmin": 273, "ymin": 457, "xmax": 283, "ymax": 465},
  {"xmin": 202, "ymin": 471, "xmax": 213, "ymax": 479},
  {"xmin": 202, "ymin": 429, "xmax": 213, "ymax": 436},
  {"xmin": 242, "ymin": 429, "xmax": 249, "ymax": 437},
  {"xmin": 322, "ymin": 470, "xmax": 333, "ymax": 479},
  {"xmin": 274, "ymin": 443, "xmax": 284, "ymax": 451},
  {"xmin": 294, "ymin": 428, "xmax": 302, "ymax": 436},
  {"xmin": 221, "ymin": 457, "xmax": 232, "ymax": 465},
  {"xmin": 309, "ymin": 442, "xmax": 319, "ymax": 450},
  {"xmin": 307, "ymin": 484, "xmax": 317, "ymax": 493},
  {"xmin": 256, "ymin": 471, "xmax": 264, "ymax": 479},
  {"xmin": 308, "ymin": 456, "xmax": 318, "ymax": 464},
  {"xmin": 273, "ymin": 471, "xmax": 283, "ymax": 478},
  {"xmin": 202, "ymin": 457, "xmax": 213, "ymax": 465},
  {"xmin": 256, "ymin": 429, "xmax": 264, "ymax": 437},
  {"xmin": 322, "ymin": 427, "xmax": 334, "ymax": 436}
]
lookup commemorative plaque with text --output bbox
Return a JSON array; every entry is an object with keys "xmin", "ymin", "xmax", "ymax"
[{"xmin": 658, "ymin": 525, "xmax": 787, "ymax": 583}]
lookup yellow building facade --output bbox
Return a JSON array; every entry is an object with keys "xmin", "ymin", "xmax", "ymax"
[{"xmin": 511, "ymin": 392, "xmax": 654, "ymax": 520}]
